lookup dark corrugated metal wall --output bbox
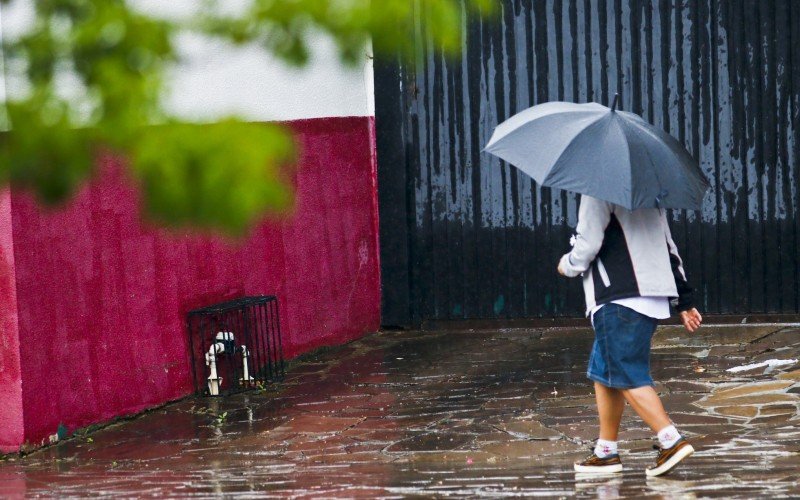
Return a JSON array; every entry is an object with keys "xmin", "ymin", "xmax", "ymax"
[{"xmin": 376, "ymin": 0, "xmax": 800, "ymax": 326}]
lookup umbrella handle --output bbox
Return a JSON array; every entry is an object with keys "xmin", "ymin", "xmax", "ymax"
[{"xmin": 655, "ymin": 189, "xmax": 669, "ymax": 208}]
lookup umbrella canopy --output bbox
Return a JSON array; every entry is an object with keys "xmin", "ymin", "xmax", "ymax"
[{"xmin": 483, "ymin": 97, "xmax": 709, "ymax": 210}]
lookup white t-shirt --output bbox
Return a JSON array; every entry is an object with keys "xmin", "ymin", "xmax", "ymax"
[{"xmin": 591, "ymin": 296, "xmax": 671, "ymax": 324}]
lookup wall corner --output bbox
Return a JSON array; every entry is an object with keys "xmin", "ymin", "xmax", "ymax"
[{"xmin": 0, "ymin": 189, "xmax": 25, "ymax": 453}]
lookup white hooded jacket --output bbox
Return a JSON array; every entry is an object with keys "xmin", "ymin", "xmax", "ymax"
[{"xmin": 558, "ymin": 196, "xmax": 695, "ymax": 316}]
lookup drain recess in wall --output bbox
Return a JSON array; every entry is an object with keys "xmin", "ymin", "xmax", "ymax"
[{"xmin": 187, "ymin": 296, "xmax": 285, "ymax": 396}]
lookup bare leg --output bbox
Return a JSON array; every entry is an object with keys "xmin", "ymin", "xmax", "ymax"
[
  {"xmin": 594, "ymin": 382, "xmax": 625, "ymax": 441},
  {"xmin": 620, "ymin": 386, "xmax": 671, "ymax": 433}
]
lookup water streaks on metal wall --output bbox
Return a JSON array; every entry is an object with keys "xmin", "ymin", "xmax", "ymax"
[{"xmin": 376, "ymin": 0, "xmax": 800, "ymax": 325}]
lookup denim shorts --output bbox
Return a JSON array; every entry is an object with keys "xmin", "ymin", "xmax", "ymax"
[{"xmin": 587, "ymin": 303, "xmax": 658, "ymax": 389}]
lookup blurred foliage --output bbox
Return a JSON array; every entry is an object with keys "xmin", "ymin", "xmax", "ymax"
[
  {"xmin": 0, "ymin": 0, "xmax": 494, "ymax": 235},
  {"xmin": 202, "ymin": 0, "xmax": 495, "ymax": 65},
  {"xmin": 132, "ymin": 120, "xmax": 293, "ymax": 230}
]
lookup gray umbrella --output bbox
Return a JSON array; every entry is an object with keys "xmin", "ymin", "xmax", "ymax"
[{"xmin": 483, "ymin": 96, "xmax": 709, "ymax": 210}]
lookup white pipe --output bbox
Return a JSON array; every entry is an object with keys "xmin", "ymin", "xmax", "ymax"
[
  {"xmin": 205, "ymin": 332, "xmax": 234, "ymax": 396},
  {"xmin": 240, "ymin": 345, "xmax": 254, "ymax": 385},
  {"xmin": 206, "ymin": 343, "xmax": 224, "ymax": 396}
]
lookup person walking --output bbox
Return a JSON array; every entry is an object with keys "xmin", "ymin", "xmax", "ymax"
[{"xmin": 558, "ymin": 195, "xmax": 703, "ymax": 477}]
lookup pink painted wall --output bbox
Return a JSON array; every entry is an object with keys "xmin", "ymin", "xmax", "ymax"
[
  {"xmin": 0, "ymin": 190, "xmax": 25, "ymax": 453},
  {"xmin": 1, "ymin": 116, "xmax": 381, "ymax": 450}
]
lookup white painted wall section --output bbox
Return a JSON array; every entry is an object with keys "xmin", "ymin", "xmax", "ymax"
[{"xmin": 165, "ymin": 33, "xmax": 375, "ymax": 122}]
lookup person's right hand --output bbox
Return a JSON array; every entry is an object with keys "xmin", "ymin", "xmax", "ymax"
[{"xmin": 680, "ymin": 308, "xmax": 703, "ymax": 332}]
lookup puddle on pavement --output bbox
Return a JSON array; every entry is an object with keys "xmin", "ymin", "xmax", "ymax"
[{"xmin": 1, "ymin": 324, "xmax": 798, "ymax": 497}]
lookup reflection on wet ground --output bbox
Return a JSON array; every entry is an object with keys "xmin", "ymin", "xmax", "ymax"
[{"xmin": 1, "ymin": 324, "xmax": 799, "ymax": 497}]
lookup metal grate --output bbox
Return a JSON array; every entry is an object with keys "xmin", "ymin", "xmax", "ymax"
[{"xmin": 187, "ymin": 296, "xmax": 285, "ymax": 396}]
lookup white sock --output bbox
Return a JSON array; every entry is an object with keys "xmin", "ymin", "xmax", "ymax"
[
  {"xmin": 594, "ymin": 438, "xmax": 618, "ymax": 458},
  {"xmin": 657, "ymin": 425, "xmax": 681, "ymax": 449}
]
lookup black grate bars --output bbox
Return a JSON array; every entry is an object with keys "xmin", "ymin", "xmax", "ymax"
[{"xmin": 187, "ymin": 296, "xmax": 285, "ymax": 396}]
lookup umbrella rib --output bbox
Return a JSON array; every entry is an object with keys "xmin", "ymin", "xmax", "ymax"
[
  {"xmin": 602, "ymin": 116, "xmax": 634, "ymax": 209},
  {"xmin": 540, "ymin": 114, "xmax": 615, "ymax": 187},
  {"xmin": 622, "ymin": 117, "xmax": 706, "ymax": 209},
  {"xmin": 619, "ymin": 118, "xmax": 659, "ymax": 209},
  {"xmin": 624, "ymin": 117, "xmax": 695, "ymax": 172},
  {"xmin": 484, "ymin": 111, "xmax": 605, "ymax": 153}
]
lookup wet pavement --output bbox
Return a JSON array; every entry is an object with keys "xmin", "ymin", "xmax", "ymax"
[{"xmin": 2, "ymin": 324, "xmax": 799, "ymax": 498}]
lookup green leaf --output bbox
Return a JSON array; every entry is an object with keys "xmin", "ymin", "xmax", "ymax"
[
  {"xmin": 130, "ymin": 120, "xmax": 295, "ymax": 236},
  {"xmin": 0, "ymin": 96, "xmax": 96, "ymax": 204}
]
